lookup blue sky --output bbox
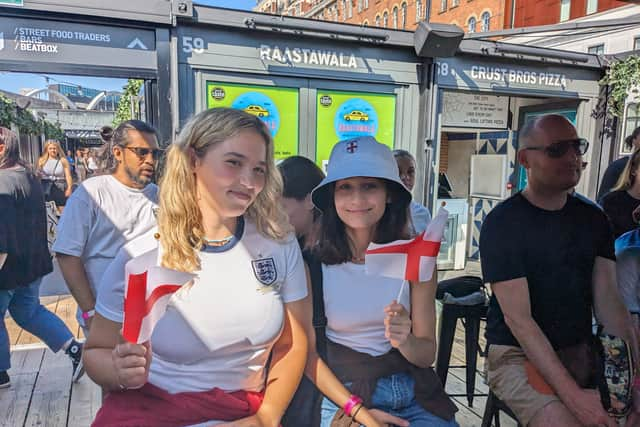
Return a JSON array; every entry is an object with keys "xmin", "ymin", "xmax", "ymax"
[
  {"xmin": 196, "ymin": 0, "xmax": 256, "ymax": 10},
  {"xmin": 0, "ymin": 0, "xmax": 255, "ymax": 95}
]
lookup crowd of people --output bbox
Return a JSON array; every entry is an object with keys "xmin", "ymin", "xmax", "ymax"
[{"xmin": 1, "ymin": 109, "xmax": 640, "ymax": 427}]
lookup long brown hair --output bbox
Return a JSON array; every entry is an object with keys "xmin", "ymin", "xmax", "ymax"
[{"xmin": 0, "ymin": 127, "xmax": 25, "ymax": 169}]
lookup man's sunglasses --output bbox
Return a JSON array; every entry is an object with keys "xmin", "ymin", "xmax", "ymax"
[
  {"xmin": 122, "ymin": 146, "xmax": 163, "ymax": 160},
  {"xmin": 522, "ymin": 138, "xmax": 589, "ymax": 158}
]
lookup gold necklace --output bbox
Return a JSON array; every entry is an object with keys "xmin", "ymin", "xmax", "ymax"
[{"xmin": 203, "ymin": 235, "xmax": 234, "ymax": 247}]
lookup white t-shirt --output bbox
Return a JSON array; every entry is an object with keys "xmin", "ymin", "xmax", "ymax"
[
  {"xmin": 323, "ymin": 262, "xmax": 411, "ymax": 356},
  {"xmin": 96, "ymin": 218, "xmax": 307, "ymax": 396},
  {"xmin": 52, "ymin": 174, "xmax": 158, "ymax": 324}
]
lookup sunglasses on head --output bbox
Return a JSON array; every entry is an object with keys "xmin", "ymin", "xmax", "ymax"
[
  {"xmin": 122, "ymin": 146, "xmax": 163, "ymax": 160},
  {"xmin": 523, "ymin": 138, "xmax": 589, "ymax": 158}
]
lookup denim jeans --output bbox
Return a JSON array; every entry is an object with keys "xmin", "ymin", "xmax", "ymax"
[
  {"xmin": 0, "ymin": 277, "xmax": 73, "ymax": 371},
  {"xmin": 321, "ymin": 372, "xmax": 459, "ymax": 427}
]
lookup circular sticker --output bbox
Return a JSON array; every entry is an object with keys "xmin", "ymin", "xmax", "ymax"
[
  {"xmin": 319, "ymin": 95, "xmax": 332, "ymax": 107},
  {"xmin": 231, "ymin": 92, "xmax": 280, "ymax": 137},
  {"xmin": 334, "ymin": 98, "xmax": 378, "ymax": 140},
  {"xmin": 211, "ymin": 87, "xmax": 226, "ymax": 101}
]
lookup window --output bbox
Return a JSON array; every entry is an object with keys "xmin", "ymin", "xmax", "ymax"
[
  {"xmin": 401, "ymin": 2, "xmax": 407, "ymax": 28},
  {"xmin": 416, "ymin": 0, "xmax": 423, "ymax": 20},
  {"xmin": 393, "ymin": 6, "xmax": 398, "ymax": 28},
  {"xmin": 375, "ymin": 14, "xmax": 381, "ymax": 26},
  {"xmin": 587, "ymin": 44, "xmax": 604, "ymax": 55},
  {"xmin": 363, "ymin": 19, "xmax": 369, "ymax": 26},
  {"xmin": 481, "ymin": 11, "xmax": 490, "ymax": 31},
  {"xmin": 347, "ymin": 0, "xmax": 352, "ymax": 18},
  {"xmin": 560, "ymin": 0, "xmax": 571, "ymax": 22},
  {"xmin": 334, "ymin": 6, "xmax": 339, "ymax": 21},
  {"xmin": 364, "ymin": 0, "xmax": 368, "ymax": 9},
  {"xmin": 440, "ymin": 0, "xmax": 447, "ymax": 12},
  {"xmin": 586, "ymin": 0, "xmax": 597, "ymax": 14},
  {"xmin": 468, "ymin": 16, "xmax": 476, "ymax": 33},
  {"xmin": 451, "ymin": 0, "xmax": 459, "ymax": 6},
  {"xmin": 383, "ymin": 11, "xmax": 389, "ymax": 27},
  {"xmin": 341, "ymin": 0, "xmax": 346, "ymax": 20},
  {"xmin": 625, "ymin": 104, "xmax": 640, "ymax": 153},
  {"xmin": 357, "ymin": 0, "xmax": 363, "ymax": 12},
  {"xmin": 634, "ymin": 36, "xmax": 640, "ymax": 51}
]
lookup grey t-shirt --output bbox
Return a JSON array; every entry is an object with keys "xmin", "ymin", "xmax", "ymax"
[
  {"xmin": 0, "ymin": 167, "xmax": 52, "ymax": 289},
  {"xmin": 617, "ymin": 249, "xmax": 640, "ymax": 315}
]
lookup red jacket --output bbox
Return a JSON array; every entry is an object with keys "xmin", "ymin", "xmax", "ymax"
[{"xmin": 92, "ymin": 382, "xmax": 264, "ymax": 427}]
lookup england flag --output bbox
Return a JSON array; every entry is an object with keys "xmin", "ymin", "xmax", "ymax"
[
  {"xmin": 365, "ymin": 207, "xmax": 449, "ymax": 282},
  {"xmin": 122, "ymin": 253, "xmax": 195, "ymax": 343}
]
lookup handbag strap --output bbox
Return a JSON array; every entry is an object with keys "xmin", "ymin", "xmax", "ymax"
[{"xmin": 303, "ymin": 250, "xmax": 327, "ymax": 359}]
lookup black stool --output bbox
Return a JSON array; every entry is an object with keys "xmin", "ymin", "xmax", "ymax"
[
  {"xmin": 480, "ymin": 391, "xmax": 522, "ymax": 427},
  {"xmin": 435, "ymin": 275, "xmax": 486, "ymax": 407}
]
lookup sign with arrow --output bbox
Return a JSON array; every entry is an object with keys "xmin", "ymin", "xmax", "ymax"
[{"xmin": 0, "ymin": 16, "xmax": 156, "ymax": 70}]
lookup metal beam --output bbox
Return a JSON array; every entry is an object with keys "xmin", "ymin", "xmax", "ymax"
[{"xmin": 465, "ymin": 13, "xmax": 640, "ymax": 39}]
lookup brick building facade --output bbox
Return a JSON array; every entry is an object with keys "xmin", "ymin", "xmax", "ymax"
[{"xmin": 254, "ymin": 0, "xmax": 628, "ymax": 33}]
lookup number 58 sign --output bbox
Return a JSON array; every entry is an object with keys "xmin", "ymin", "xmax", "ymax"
[{"xmin": 182, "ymin": 36, "xmax": 205, "ymax": 54}]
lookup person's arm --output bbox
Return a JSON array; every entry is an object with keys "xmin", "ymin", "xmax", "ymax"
[
  {"xmin": 593, "ymin": 256, "xmax": 640, "ymax": 372},
  {"xmin": 84, "ymin": 313, "xmax": 151, "ymax": 391},
  {"xmin": 236, "ymin": 299, "xmax": 309, "ymax": 427},
  {"xmin": 0, "ymin": 253, "xmax": 6, "ymax": 270},
  {"xmin": 493, "ymin": 278, "xmax": 615, "ymax": 427},
  {"xmin": 385, "ymin": 275, "xmax": 437, "ymax": 368},
  {"xmin": 301, "ymin": 266, "xmax": 407, "ymax": 427},
  {"xmin": 53, "ymin": 191, "xmax": 96, "ymax": 326},
  {"xmin": 62, "ymin": 159, "xmax": 73, "ymax": 197},
  {"xmin": 56, "ymin": 254, "xmax": 96, "ymax": 312}
]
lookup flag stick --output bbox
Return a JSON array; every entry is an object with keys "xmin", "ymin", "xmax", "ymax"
[{"xmin": 396, "ymin": 279, "xmax": 407, "ymax": 303}]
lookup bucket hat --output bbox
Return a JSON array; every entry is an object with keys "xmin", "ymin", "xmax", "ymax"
[{"xmin": 311, "ymin": 136, "xmax": 412, "ymax": 212}]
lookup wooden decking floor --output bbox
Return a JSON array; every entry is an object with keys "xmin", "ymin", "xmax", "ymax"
[{"xmin": 3, "ymin": 296, "xmax": 516, "ymax": 427}]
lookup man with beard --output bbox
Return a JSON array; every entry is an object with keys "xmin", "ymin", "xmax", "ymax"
[
  {"xmin": 480, "ymin": 115, "xmax": 639, "ymax": 427},
  {"xmin": 54, "ymin": 120, "xmax": 160, "ymax": 336}
]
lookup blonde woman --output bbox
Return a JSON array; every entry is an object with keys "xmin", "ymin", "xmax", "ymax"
[
  {"xmin": 37, "ymin": 140, "xmax": 73, "ymax": 210},
  {"xmin": 601, "ymin": 147, "xmax": 640, "ymax": 238},
  {"xmin": 85, "ymin": 108, "xmax": 308, "ymax": 427}
]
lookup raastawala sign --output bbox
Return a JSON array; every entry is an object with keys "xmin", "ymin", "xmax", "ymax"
[{"xmin": 259, "ymin": 44, "xmax": 357, "ymax": 69}]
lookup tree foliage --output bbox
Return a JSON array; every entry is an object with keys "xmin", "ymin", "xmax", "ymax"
[
  {"xmin": 600, "ymin": 56, "xmax": 640, "ymax": 118},
  {"xmin": 113, "ymin": 79, "xmax": 144, "ymax": 126},
  {"xmin": 0, "ymin": 94, "xmax": 64, "ymax": 140}
]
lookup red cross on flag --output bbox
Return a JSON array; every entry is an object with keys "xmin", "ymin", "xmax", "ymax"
[
  {"xmin": 365, "ymin": 207, "xmax": 449, "ymax": 282},
  {"xmin": 122, "ymin": 255, "xmax": 195, "ymax": 343}
]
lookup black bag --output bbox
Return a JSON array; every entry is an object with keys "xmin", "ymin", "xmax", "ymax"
[
  {"xmin": 41, "ymin": 179, "xmax": 66, "ymax": 206},
  {"xmin": 281, "ymin": 252, "xmax": 325, "ymax": 427}
]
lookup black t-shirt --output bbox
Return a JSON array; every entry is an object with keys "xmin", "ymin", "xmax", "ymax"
[
  {"xmin": 601, "ymin": 190, "xmax": 640, "ymax": 239},
  {"xmin": 597, "ymin": 157, "xmax": 629, "ymax": 202},
  {"xmin": 480, "ymin": 193, "xmax": 615, "ymax": 350},
  {"xmin": 0, "ymin": 167, "xmax": 52, "ymax": 290}
]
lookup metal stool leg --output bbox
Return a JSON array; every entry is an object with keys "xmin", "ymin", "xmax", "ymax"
[
  {"xmin": 436, "ymin": 305, "xmax": 458, "ymax": 387},
  {"xmin": 464, "ymin": 312, "xmax": 482, "ymax": 407}
]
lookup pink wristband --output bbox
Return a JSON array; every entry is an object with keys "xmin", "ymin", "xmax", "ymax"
[{"xmin": 343, "ymin": 395, "xmax": 363, "ymax": 416}]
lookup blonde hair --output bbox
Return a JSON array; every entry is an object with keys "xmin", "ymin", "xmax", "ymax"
[
  {"xmin": 158, "ymin": 107, "xmax": 291, "ymax": 272},
  {"xmin": 37, "ymin": 140, "xmax": 68, "ymax": 170},
  {"xmin": 613, "ymin": 146, "xmax": 640, "ymax": 192}
]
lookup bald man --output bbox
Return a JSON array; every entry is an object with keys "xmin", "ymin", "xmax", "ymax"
[{"xmin": 480, "ymin": 115, "xmax": 639, "ymax": 427}]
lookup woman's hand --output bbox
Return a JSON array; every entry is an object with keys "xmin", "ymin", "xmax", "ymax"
[
  {"xmin": 64, "ymin": 186, "xmax": 72, "ymax": 198},
  {"xmin": 384, "ymin": 300, "xmax": 412, "ymax": 348},
  {"xmin": 112, "ymin": 340, "xmax": 152, "ymax": 390}
]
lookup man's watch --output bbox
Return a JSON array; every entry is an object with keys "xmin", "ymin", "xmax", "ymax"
[{"xmin": 81, "ymin": 309, "xmax": 96, "ymax": 321}]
